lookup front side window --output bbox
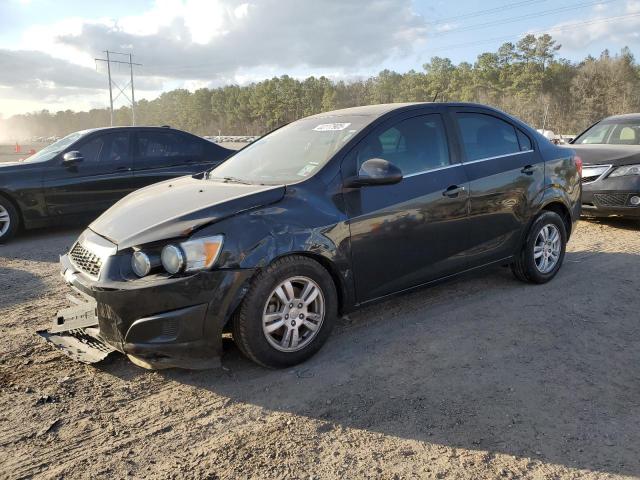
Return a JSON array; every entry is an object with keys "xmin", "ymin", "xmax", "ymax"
[
  {"xmin": 76, "ymin": 137, "xmax": 104, "ymax": 163},
  {"xmin": 100, "ymin": 134, "xmax": 130, "ymax": 163},
  {"xmin": 209, "ymin": 115, "xmax": 373, "ymax": 184},
  {"xmin": 456, "ymin": 113, "xmax": 520, "ymax": 161},
  {"xmin": 356, "ymin": 114, "xmax": 451, "ymax": 176}
]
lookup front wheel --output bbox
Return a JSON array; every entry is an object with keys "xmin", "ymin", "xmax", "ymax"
[
  {"xmin": 232, "ymin": 255, "xmax": 337, "ymax": 368},
  {"xmin": 511, "ymin": 211, "xmax": 567, "ymax": 284},
  {"xmin": 0, "ymin": 196, "xmax": 19, "ymax": 244}
]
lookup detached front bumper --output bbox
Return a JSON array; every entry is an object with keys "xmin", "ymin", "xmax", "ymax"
[
  {"xmin": 39, "ymin": 253, "xmax": 255, "ymax": 369},
  {"xmin": 581, "ymin": 175, "xmax": 640, "ymax": 218}
]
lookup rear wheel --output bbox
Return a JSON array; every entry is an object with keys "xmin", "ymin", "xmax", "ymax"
[
  {"xmin": 232, "ymin": 255, "xmax": 337, "ymax": 368},
  {"xmin": 0, "ymin": 196, "xmax": 19, "ymax": 244},
  {"xmin": 511, "ymin": 211, "xmax": 567, "ymax": 284}
]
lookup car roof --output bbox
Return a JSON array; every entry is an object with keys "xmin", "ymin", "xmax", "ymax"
[
  {"xmin": 78, "ymin": 126, "xmax": 190, "ymax": 135},
  {"xmin": 601, "ymin": 113, "xmax": 640, "ymax": 122},
  {"xmin": 307, "ymin": 102, "xmax": 508, "ymax": 119}
]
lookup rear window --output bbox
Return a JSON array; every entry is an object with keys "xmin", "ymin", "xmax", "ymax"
[{"xmin": 455, "ymin": 113, "xmax": 520, "ymax": 161}]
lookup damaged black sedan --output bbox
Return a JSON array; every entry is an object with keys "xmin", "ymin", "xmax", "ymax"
[{"xmin": 41, "ymin": 103, "xmax": 581, "ymax": 369}]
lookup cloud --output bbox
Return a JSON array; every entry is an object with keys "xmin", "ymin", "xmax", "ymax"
[
  {"xmin": 549, "ymin": 0, "xmax": 640, "ymax": 50},
  {"xmin": 56, "ymin": 0, "xmax": 427, "ymax": 81},
  {"xmin": 0, "ymin": 48, "xmax": 162, "ymax": 102},
  {"xmin": 1, "ymin": 0, "xmax": 425, "ymax": 115}
]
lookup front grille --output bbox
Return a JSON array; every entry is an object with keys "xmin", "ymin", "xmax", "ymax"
[
  {"xmin": 581, "ymin": 175, "xmax": 600, "ymax": 184},
  {"xmin": 70, "ymin": 242, "xmax": 102, "ymax": 277},
  {"xmin": 593, "ymin": 193, "xmax": 629, "ymax": 207}
]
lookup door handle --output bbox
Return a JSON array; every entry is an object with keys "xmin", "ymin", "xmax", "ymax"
[
  {"xmin": 521, "ymin": 165, "xmax": 536, "ymax": 175},
  {"xmin": 442, "ymin": 185, "xmax": 466, "ymax": 198},
  {"xmin": 115, "ymin": 166, "xmax": 132, "ymax": 172}
]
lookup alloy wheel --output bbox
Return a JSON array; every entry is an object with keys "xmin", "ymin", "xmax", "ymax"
[
  {"xmin": 0, "ymin": 205, "xmax": 10, "ymax": 237},
  {"xmin": 533, "ymin": 224, "xmax": 561, "ymax": 274},
  {"xmin": 262, "ymin": 276, "xmax": 325, "ymax": 352}
]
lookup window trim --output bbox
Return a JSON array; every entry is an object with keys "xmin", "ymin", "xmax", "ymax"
[
  {"xmin": 460, "ymin": 149, "xmax": 534, "ymax": 166},
  {"xmin": 403, "ymin": 162, "xmax": 461, "ymax": 178}
]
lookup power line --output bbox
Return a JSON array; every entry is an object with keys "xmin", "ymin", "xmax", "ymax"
[
  {"xmin": 94, "ymin": 51, "xmax": 142, "ymax": 126},
  {"xmin": 427, "ymin": 0, "xmax": 546, "ymax": 25},
  {"xmin": 424, "ymin": 12, "xmax": 640, "ymax": 53},
  {"xmin": 428, "ymin": 0, "xmax": 622, "ymax": 37}
]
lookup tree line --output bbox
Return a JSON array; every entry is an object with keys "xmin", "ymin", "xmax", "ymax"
[{"xmin": 3, "ymin": 34, "xmax": 640, "ymax": 140}]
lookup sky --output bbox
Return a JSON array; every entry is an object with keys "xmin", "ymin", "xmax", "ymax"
[{"xmin": 1, "ymin": 0, "xmax": 639, "ymax": 117}]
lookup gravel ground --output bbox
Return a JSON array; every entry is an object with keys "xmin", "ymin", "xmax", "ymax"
[{"xmin": 0, "ymin": 218, "xmax": 639, "ymax": 479}]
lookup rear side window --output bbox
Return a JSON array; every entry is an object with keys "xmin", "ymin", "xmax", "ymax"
[
  {"xmin": 357, "ymin": 114, "xmax": 450, "ymax": 176},
  {"xmin": 517, "ymin": 129, "xmax": 533, "ymax": 151},
  {"xmin": 137, "ymin": 131, "xmax": 203, "ymax": 159},
  {"xmin": 456, "ymin": 113, "xmax": 520, "ymax": 161}
]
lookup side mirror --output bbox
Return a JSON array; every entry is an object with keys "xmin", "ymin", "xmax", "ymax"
[
  {"xmin": 344, "ymin": 158, "xmax": 403, "ymax": 188},
  {"xmin": 63, "ymin": 151, "xmax": 84, "ymax": 165}
]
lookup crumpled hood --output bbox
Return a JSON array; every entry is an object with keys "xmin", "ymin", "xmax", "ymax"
[
  {"xmin": 90, "ymin": 175, "xmax": 285, "ymax": 250},
  {"xmin": 567, "ymin": 144, "xmax": 640, "ymax": 166}
]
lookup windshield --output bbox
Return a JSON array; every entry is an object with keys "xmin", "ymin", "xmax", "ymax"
[
  {"xmin": 23, "ymin": 130, "xmax": 90, "ymax": 162},
  {"xmin": 574, "ymin": 120, "xmax": 640, "ymax": 145},
  {"xmin": 208, "ymin": 115, "xmax": 373, "ymax": 184}
]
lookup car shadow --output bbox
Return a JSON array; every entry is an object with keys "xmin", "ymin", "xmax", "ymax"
[{"xmin": 102, "ymin": 250, "xmax": 640, "ymax": 477}]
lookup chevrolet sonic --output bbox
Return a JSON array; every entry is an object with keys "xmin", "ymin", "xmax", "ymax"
[{"xmin": 40, "ymin": 103, "xmax": 581, "ymax": 369}]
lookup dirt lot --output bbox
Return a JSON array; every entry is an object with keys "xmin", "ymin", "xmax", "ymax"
[{"xmin": 1, "ymin": 218, "xmax": 639, "ymax": 479}]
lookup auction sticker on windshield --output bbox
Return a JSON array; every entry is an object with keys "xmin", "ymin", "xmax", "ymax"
[{"xmin": 313, "ymin": 123, "xmax": 351, "ymax": 131}]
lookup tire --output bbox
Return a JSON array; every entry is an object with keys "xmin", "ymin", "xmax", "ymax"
[
  {"xmin": 0, "ymin": 195, "xmax": 19, "ymax": 244},
  {"xmin": 511, "ymin": 211, "xmax": 567, "ymax": 284},
  {"xmin": 232, "ymin": 255, "xmax": 337, "ymax": 368}
]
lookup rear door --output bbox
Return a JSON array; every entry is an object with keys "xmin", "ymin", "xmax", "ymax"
[
  {"xmin": 131, "ymin": 129, "xmax": 225, "ymax": 188},
  {"xmin": 343, "ymin": 108, "xmax": 470, "ymax": 302},
  {"xmin": 43, "ymin": 131, "xmax": 134, "ymax": 218},
  {"xmin": 449, "ymin": 108, "xmax": 545, "ymax": 267}
]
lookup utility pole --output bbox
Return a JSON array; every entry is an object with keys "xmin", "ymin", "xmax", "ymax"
[
  {"xmin": 94, "ymin": 51, "xmax": 142, "ymax": 126},
  {"xmin": 106, "ymin": 51, "xmax": 114, "ymax": 126},
  {"xmin": 129, "ymin": 53, "xmax": 136, "ymax": 125}
]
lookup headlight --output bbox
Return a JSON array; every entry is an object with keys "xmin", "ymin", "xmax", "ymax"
[
  {"xmin": 161, "ymin": 244, "xmax": 185, "ymax": 275},
  {"xmin": 161, "ymin": 235, "xmax": 224, "ymax": 275},
  {"xmin": 131, "ymin": 251, "xmax": 152, "ymax": 277},
  {"xmin": 609, "ymin": 164, "xmax": 640, "ymax": 177}
]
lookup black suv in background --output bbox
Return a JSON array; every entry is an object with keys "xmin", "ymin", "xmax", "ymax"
[{"xmin": 0, "ymin": 126, "xmax": 232, "ymax": 242}]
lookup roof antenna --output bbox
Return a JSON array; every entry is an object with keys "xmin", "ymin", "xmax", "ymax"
[{"xmin": 432, "ymin": 91, "xmax": 439, "ymax": 102}]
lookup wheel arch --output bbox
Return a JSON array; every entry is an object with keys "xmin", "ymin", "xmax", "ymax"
[
  {"xmin": 540, "ymin": 200, "xmax": 572, "ymax": 238},
  {"xmin": 0, "ymin": 190, "xmax": 23, "ymax": 230},
  {"xmin": 222, "ymin": 250, "xmax": 350, "ymax": 334},
  {"xmin": 267, "ymin": 250, "xmax": 348, "ymax": 316}
]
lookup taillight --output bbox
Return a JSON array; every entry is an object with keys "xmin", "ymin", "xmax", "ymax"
[{"xmin": 574, "ymin": 155, "xmax": 583, "ymax": 176}]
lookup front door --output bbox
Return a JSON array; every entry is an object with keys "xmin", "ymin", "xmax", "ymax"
[
  {"xmin": 343, "ymin": 111, "xmax": 470, "ymax": 303},
  {"xmin": 450, "ymin": 108, "xmax": 545, "ymax": 267},
  {"xmin": 44, "ymin": 131, "xmax": 134, "ymax": 219}
]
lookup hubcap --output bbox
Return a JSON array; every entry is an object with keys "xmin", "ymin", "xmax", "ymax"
[
  {"xmin": 262, "ymin": 276, "xmax": 325, "ymax": 352},
  {"xmin": 533, "ymin": 224, "xmax": 561, "ymax": 274},
  {"xmin": 0, "ymin": 205, "xmax": 10, "ymax": 237}
]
